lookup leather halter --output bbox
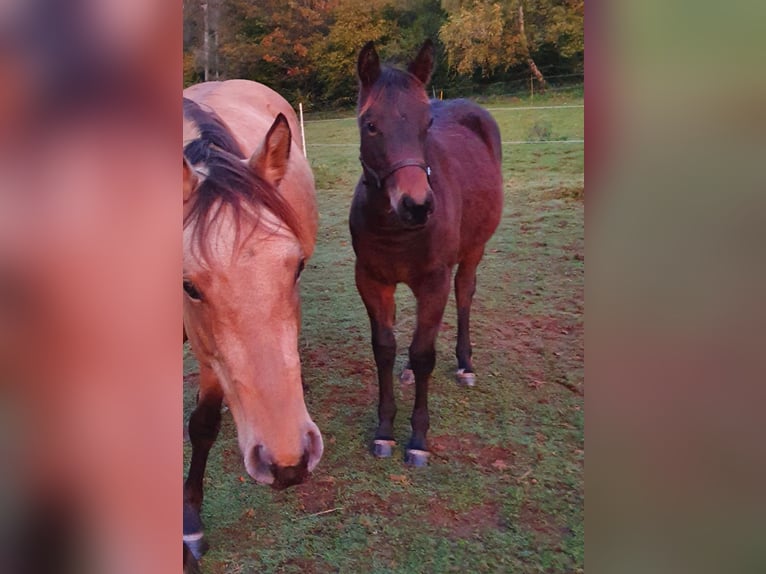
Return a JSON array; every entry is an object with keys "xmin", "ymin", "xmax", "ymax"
[{"xmin": 360, "ymin": 156, "xmax": 432, "ymax": 189}]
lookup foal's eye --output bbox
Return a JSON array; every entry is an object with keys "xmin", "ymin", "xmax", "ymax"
[
  {"xmin": 183, "ymin": 280, "xmax": 203, "ymax": 302},
  {"xmin": 295, "ymin": 258, "xmax": 306, "ymax": 282},
  {"xmin": 366, "ymin": 122, "xmax": 378, "ymax": 135}
]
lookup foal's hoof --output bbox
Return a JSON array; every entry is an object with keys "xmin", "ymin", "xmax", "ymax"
[
  {"xmin": 456, "ymin": 369, "xmax": 476, "ymax": 387},
  {"xmin": 400, "ymin": 368, "xmax": 415, "ymax": 385},
  {"xmin": 183, "ymin": 532, "xmax": 209, "ymax": 560},
  {"xmin": 373, "ymin": 439, "xmax": 396, "ymax": 458},
  {"xmin": 405, "ymin": 449, "xmax": 430, "ymax": 467}
]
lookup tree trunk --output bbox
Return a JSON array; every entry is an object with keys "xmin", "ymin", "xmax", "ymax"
[
  {"xmin": 518, "ymin": 3, "xmax": 546, "ymax": 89},
  {"xmin": 202, "ymin": 2, "xmax": 209, "ymax": 81}
]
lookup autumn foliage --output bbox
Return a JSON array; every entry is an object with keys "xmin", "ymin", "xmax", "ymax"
[{"xmin": 183, "ymin": 0, "xmax": 583, "ymax": 109}]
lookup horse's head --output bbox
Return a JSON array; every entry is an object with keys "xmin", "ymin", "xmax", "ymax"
[
  {"xmin": 182, "ymin": 113, "xmax": 322, "ymax": 489},
  {"xmin": 357, "ymin": 40, "xmax": 436, "ymax": 227}
]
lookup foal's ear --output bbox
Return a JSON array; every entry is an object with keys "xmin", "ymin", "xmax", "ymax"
[
  {"xmin": 249, "ymin": 113, "xmax": 292, "ymax": 188},
  {"xmin": 183, "ymin": 155, "xmax": 198, "ymax": 202},
  {"xmin": 358, "ymin": 41, "xmax": 381, "ymax": 87},
  {"xmin": 408, "ymin": 39, "xmax": 434, "ymax": 86}
]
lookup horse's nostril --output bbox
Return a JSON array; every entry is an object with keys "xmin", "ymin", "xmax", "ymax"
[
  {"xmin": 270, "ymin": 452, "xmax": 309, "ymax": 490},
  {"xmin": 250, "ymin": 444, "xmax": 270, "ymax": 474},
  {"xmin": 306, "ymin": 428, "xmax": 324, "ymax": 471}
]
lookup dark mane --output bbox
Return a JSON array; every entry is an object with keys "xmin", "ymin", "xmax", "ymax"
[{"xmin": 183, "ymin": 98, "xmax": 302, "ymax": 260}]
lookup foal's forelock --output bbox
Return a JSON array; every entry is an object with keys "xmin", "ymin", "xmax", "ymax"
[{"xmin": 357, "ymin": 69, "xmax": 429, "ymax": 118}]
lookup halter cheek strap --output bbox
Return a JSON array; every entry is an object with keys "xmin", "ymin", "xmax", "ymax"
[{"xmin": 360, "ymin": 156, "xmax": 432, "ymax": 189}]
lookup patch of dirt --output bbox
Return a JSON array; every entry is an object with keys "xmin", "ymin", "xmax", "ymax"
[
  {"xmin": 540, "ymin": 186, "xmax": 584, "ymax": 201},
  {"xmin": 429, "ymin": 434, "xmax": 516, "ymax": 470},
  {"xmin": 346, "ymin": 491, "xmax": 408, "ymax": 518},
  {"xmin": 294, "ymin": 475, "xmax": 340, "ymax": 514},
  {"xmin": 277, "ymin": 557, "xmax": 332, "ymax": 574},
  {"xmin": 483, "ymin": 313, "xmax": 584, "ymax": 394},
  {"xmin": 519, "ymin": 501, "xmax": 572, "ymax": 547},
  {"xmin": 427, "ymin": 500, "xmax": 503, "ymax": 540}
]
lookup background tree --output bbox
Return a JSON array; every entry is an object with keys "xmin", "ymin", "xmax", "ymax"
[
  {"xmin": 439, "ymin": 0, "xmax": 584, "ymax": 85},
  {"xmin": 182, "ymin": 0, "xmax": 583, "ymax": 108}
]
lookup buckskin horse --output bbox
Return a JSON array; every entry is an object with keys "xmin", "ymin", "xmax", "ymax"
[
  {"xmin": 350, "ymin": 41, "xmax": 504, "ymax": 466},
  {"xmin": 182, "ymin": 80, "xmax": 323, "ymax": 560}
]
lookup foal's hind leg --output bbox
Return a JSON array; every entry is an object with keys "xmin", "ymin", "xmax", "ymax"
[
  {"xmin": 356, "ymin": 265, "xmax": 398, "ymax": 458},
  {"xmin": 183, "ymin": 367, "xmax": 223, "ymax": 559},
  {"xmin": 454, "ymin": 248, "xmax": 485, "ymax": 386},
  {"xmin": 406, "ymin": 269, "xmax": 451, "ymax": 466}
]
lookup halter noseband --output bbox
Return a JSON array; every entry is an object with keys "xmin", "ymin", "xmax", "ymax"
[{"xmin": 360, "ymin": 156, "xmax": 432, "ymax": 189}]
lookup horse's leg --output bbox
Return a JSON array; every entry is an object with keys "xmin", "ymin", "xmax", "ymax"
[
  {"xmin": 183, "ymin": 367, "xmax": 223, "ymax": 559},
  {"xmin": 356, "ymin": 264, "xmax": 397, "ymax": 458},
  {"xmin": 183, "ymin": 542, "xmax": 201, "ymax": 574},
  {"xmin": 454, "ymin": 248, "xmax": 485, "ymax": 386},
  {"xmin": 406, "ymin": 268, "xmax": 451, "ymax": 466}
]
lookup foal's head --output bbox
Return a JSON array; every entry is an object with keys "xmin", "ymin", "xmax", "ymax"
[
  {"xmin": 357, "ymin": 40, "xmax": 436, "ymax": 227},
  {"xmin": 183, "ymin": 107, "xmax": 322, "ymax": 489}
]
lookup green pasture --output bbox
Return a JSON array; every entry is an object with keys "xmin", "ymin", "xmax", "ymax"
[{"xmin": 184, "ymin": 93, "xmax": 584, "ymax": 573}]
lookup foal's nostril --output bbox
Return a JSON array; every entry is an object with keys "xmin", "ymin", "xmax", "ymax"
[{"xmin": 399, "ymin": 193, "xmax": 434, "ymax": 226}]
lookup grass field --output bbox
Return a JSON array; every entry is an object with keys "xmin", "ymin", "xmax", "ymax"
[{"xmin": 184, "ymin": 92, "xmax": 584, "ymax": 573}]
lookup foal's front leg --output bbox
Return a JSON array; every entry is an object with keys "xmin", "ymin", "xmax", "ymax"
[
  {"xmin": 356, "ymin": 264, "xmax": 398, "ymax": 457},
  {"xmin": 183, "ymin": 367, "xmax": 223, "ymax": 559},
  {"xmin": 406, "ymin": 268, "xmax": 451, "ymax": 466}
]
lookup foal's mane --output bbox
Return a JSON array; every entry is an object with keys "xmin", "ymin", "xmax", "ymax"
[{"xmin": 183, "ymin": 98, "xmax": 302, "ymax": 260}]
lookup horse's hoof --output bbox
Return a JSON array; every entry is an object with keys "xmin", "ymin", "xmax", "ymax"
[
  {"xmin": 400, "ymin": 368, "xmax": 415, "ymax": 385},
  {"xmin": 183, "ymin": 532, "xmax": 209, "ymax": 560},
  {"xmin": 405, "ymin": 449, "xmax": 430, "ymax": 467},
  {"xmin": 456, "ymin": 369, "xmax": 476, "ymax": 387},
  {"xmin": 373, "ymin": 439, "xmax": 396, "ymax": 458},
  {"xmin": 183, "ymin": 543, "xmax": 202, "ymax": 574}
]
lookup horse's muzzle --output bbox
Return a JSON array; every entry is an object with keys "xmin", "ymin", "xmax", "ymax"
[
  {"xmin": 397, "ymin": 191, "xmax": 435, "ymax": 227},
  {"xmin": 245, "ymin": 425, "xmax": 323, "ymax": 489}
]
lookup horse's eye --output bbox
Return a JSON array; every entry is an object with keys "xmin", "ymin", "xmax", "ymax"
[
  {"xmin": 427, "ymin": 117, "xmax": 434, "ymax": 129},
  {"xmin": 183, "ymin": 280, "xmax": 203, "ymax": 301},
  {"xmin": 366, "ymin": 122, "xmax": 378, "ymax": 135},
  {"xmin": 295, "ymin": 258, "xmax": 306, "ymax": 282}
]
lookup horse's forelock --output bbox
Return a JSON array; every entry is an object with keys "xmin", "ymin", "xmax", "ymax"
[{"xmin": 183, "ymin": 104, "xmax": 304, "ymax": 264}]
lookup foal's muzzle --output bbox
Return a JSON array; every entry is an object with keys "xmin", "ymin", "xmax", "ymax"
[{"xmin": 398, "ymin": 190, "xmax": 435, "ymax": 226}]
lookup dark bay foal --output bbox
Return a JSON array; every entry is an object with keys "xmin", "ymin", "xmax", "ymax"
[{"xmin": 349, "ymin": 40, "xmax": 504, "ymax": 466}]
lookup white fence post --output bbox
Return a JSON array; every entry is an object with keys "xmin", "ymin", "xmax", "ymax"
[{"xmin": 299, "ymin": 103, "xmax": 307, "ymax": 158}]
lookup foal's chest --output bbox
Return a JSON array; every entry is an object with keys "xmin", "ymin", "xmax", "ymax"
[{"xmin": 352, "ymin": 228, "xmax": 452, "ymax": 285}]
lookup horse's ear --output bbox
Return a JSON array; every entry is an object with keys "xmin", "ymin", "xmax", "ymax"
[
  {"xmin": 183, "ymin": 156, "xmax": 198, "ymax": 202},
  {"xmin": 408, "ymin": 39, "xmax": 434, "ymax": 86},
  {"xmin": 249, "ymin": 113, "xmax": 291, "ymax": 188},
  {"xmin": 358, "ymin": 41, "xmax": 381, "ymax": 87}
]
